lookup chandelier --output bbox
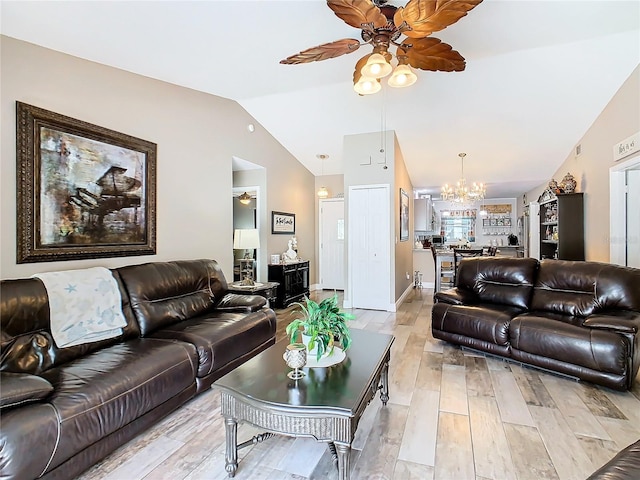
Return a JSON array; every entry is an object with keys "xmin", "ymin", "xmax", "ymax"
[{"xmin": 441, "ymin": 153, "xmax": 486, "ymax": 204}]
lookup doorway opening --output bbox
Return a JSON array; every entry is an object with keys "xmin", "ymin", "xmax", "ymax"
[
  {"xmin": 610, "ymin": 154, "xmax": 640, "ymax": 267},
  {"xmin": 232, "ymin": 156, "xmax": 266, "ymax": 282}
]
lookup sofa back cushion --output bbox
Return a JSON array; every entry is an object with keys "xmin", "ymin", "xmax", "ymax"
[
  {"xmin": 531, "ymin": 260, "xmax": 640, "ymax": 317},
  {"xmin": 0, "ymin": 272, "xmax": 139, "ymax": 375},
  {"xmin": 117, "ymin": 259, "xmax": 228, "ymax": 336},
  {"xmin": 456, "ymin": 257, "xmax": 538, "ymax": 309}
]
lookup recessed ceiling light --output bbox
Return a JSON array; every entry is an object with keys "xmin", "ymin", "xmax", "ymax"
[{"xmin": 247, "ymin": 124, "xmax": 255, "ymax": 133}]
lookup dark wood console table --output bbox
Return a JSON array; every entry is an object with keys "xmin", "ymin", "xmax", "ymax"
[
  {"xmin": 227, "ymin": 281, "xmax": 279, "ymax": 307},
  {"xmin": 267, "ymin": 260, "xmax": 309, "ymax": 308}
]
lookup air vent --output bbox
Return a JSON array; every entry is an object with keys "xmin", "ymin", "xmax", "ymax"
[{"xmin": 575, "ymin": 144, "xmax": 582, "ymax": 157}]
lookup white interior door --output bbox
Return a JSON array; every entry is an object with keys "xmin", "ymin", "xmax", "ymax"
[
  {"xmin": 319, "ymin": 199, "xmax": 345, "ymax": 290},
  {"xmin": 349, "ymin": 185, "xmax": 390, "ymax": 310},
  {"xmin": 626, "ymin": 169, "xmax": 640, "ymax": 267}
]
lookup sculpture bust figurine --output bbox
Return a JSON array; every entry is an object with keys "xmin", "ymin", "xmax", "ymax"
[{"xmin": 283, "ymin": 239, "xmax": 298, "ymax": 262}]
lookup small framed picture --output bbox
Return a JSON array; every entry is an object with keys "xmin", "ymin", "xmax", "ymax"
[
  {"xmin": 271, "ymin": 211, "xmax": 295, "ymax": 234},
  {"xmin": 270, "ymin": 254, "xmax": 281, "ymax": 265},
  {"xmin": 400, "ymin": 188, "xmax": 409, "ymax": 242}
]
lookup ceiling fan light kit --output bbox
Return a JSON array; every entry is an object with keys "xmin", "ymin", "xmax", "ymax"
[{"xmin": 280, "ymin": 0, "xmax": 482, "ymax": 95}]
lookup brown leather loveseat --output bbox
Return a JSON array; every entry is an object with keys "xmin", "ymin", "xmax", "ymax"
[
  {"xmin": 432, "ymin": 257, "xmax": 640, "ymax": 390},
  {"xmin": 0, "ymin": 259, "xmax": 276, "ymax": 480}
]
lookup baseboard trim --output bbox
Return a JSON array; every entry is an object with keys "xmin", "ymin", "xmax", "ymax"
[{"xmin": 393, "ymin": 283, "xmax": 414, "ymax": 311}]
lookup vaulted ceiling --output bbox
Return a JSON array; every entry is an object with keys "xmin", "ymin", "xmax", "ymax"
[{"xmin": 2, "ymin": 1, "xmax": 639, "ymax": 198}]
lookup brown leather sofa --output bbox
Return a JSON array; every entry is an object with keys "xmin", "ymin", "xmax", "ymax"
[
  {"xmin": 432, "ymin": 257, "xmax": 640, "ymax": 390},
  {"xmin": 0, "ymin": 259, "xmax": 277, "ymax": 480},
  {"xmin": 588, "ymin": 439, "xmax": 640, "ymax": 479}
]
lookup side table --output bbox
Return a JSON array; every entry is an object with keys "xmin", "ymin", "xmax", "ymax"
[{"xmin": 227, "ymin": 281, "xmax": 279, "ymax": 307}]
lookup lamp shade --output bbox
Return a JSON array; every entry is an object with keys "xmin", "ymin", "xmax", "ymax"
[
  {"xmin": 361, "ymin": 53, "xmax": 392, "ymax": 78},
  {"xmin": 233, "ymin": 229, "xmax": 260, "ymax": 250},
  {"xmin": 388, "ymin": 64, "xmax": 417, "ymax": 88},
  {"xmin": 354, "ymin": 76, "xmax": 381, "ymax": 95}
]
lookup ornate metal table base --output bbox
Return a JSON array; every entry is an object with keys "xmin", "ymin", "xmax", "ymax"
[{"xmin": 222, "ymin": 358, "xmax": 390, "ymax": 479}]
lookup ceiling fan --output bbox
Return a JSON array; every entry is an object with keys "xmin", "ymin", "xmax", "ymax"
[{"xmin": 280, "ymin": 0, "xmax": 483, "ymax": 94}]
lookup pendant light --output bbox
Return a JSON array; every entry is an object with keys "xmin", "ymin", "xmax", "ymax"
[
  {"xmin": 238, "ymin": 192, "xmax": 252, "ymax": 205},
  {"xmin": 317, "ymin": 154, "xmax": 329, "ymax": 198}
]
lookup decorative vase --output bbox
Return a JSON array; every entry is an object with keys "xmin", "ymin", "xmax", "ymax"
[
  {"xmin": 560, "ymin": 172, "xmax": 577, "ymax": 193},
  {"xmin": 283, "ymin": 343, "xmax": 306, "ymax": 379},
  {"xmin": 548, "ymin": 179, "xmax": 560, "ymax": 194}
]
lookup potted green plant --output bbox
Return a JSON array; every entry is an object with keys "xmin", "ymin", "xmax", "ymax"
[{"xmin": 285, "ymin": 293, "xmax": 354, "ymax": 361}]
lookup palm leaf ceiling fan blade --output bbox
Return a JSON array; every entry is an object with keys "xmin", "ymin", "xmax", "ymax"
[
  {"xmin": 280, "ymin": 39, "xmax": 361, "ymax": 64},
  {"xmin": 394, "ymin": 0, "xmax": 483, "ymax": 39},
  {"xmin": 401, "ymin": 37, "xmax": 465, "ymax": 71},
  {"xmin": 353, "ymin": 53, "xmax": 372, "ymax": 84},
  {"xmin": 327, "ymin": 0, "xmax": 388, "ymax": 30}
]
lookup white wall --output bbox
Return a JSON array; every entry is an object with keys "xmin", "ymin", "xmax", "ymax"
[{"xmin": 1, "ymin": 36, "xmax": 314, "ymax": 280}]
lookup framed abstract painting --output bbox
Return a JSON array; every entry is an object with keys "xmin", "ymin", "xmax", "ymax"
[{"xmin": 16, "ymin": 102, "xmax": 157, "ymax": 263}]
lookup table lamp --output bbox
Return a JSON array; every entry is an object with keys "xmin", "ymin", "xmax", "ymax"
[{"xmin": 233, "ymin": 229, "xmax": 260, "ymax": 286}]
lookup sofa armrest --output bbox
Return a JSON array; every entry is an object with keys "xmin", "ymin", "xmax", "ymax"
[
  {"xmin": 435, "ymin": 288, "xmax": 479, "ymax": 305},
  {"xmin": 583, "ymin": 311, "xmax": 640, "ymax": 334},
  {"xmin": 214, "ymin": 292, "xmax": 267, "ymax": 313},
  {"xmin": 0, "ymin": 372, "xmax": 54, "ymax": 410},
  {"xmin": 587, "ymin": 439, "xmax": 640, "ymax": 479}
]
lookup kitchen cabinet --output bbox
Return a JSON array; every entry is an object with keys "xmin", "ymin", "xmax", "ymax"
[{"xmin": 414, "ymin": 198, "xmax": 434, "ymax": 232}]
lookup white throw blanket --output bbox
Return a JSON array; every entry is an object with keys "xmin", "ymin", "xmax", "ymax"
[{"xmin": 33, "ymin": 267, "xmax": 127, "ymax": 348}]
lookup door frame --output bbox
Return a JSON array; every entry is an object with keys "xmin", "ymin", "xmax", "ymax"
[
  {"xmin": 610, "ymin": 154, "xmax": 640, "ymax": 265},
  {"xmin": 232, "ymin": 185, "xmax": 262, "ymax": 280},
  {"xmin": 318, "ymin": 197, "xmax": 345, "ymax": 291}
]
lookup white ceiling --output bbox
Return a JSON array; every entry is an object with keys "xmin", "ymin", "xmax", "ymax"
[{"xmin": 2, "ymin": 0, "xmax": 639, "ymax": 198}]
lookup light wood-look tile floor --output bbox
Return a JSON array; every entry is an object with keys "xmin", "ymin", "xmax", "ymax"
[{"xmin": 77, "ymin": 289, "xmax": 640, "ymax": 480}]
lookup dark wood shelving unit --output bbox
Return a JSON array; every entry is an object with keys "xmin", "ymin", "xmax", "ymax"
[{"xmin": 538, "ymin": 192, "xmax": 584, "ymax": 260}]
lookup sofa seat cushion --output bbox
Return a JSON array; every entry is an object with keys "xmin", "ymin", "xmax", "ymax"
[
  {"xmin": 510, "ymin": 314, "xmax": 629, "ymax": 375},
  {"xmin": 150, "ymin": 309, "xmax": 277, "ymax": 378},
  {"xmin": 38, "ymin": 338, "xmax": 198, "ymax": 472},
  {"xmin": 432, "ymin": 303, "xmax": 524, "ymax": 346}
]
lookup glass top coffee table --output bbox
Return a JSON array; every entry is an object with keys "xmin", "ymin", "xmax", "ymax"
[{"xmin": 214, "ymin": 329, "xmax": 394, "ymax": 479}]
